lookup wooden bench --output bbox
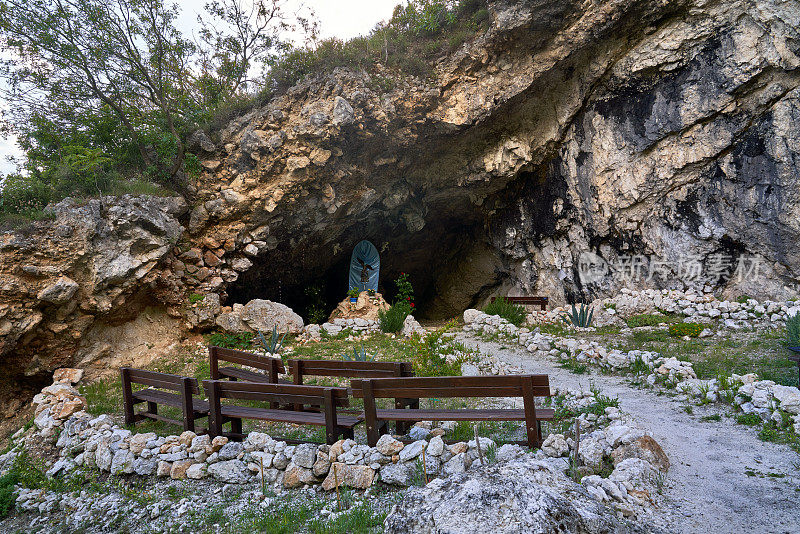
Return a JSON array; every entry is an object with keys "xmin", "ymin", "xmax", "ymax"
[
  {"xmin": 287, "ymin": 359, "xmax": 417, "ymax": 432},
  {"xmin": 121, "ymin": 368, "xmax": 208, "ymax": 432},
  {"xmin": 351, "ymin": 375, "xmax": 555, "ymax": 447},
  {"xmin": 203, "ymin": 380, "xmax": 361, "ymax": 444},
  {"xmin": 491, "ymin": 296, "xmax": 548, "ymax": 311},
  {"xmin": 209, "ymin": 345, "xmax": 286, "ymax": 384}
]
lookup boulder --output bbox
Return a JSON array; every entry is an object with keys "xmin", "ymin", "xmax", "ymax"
[
  {"xmin": 376, "ymin": 434, "xmax": 404, "ymax": 456},
  {"xmin": 207, "ymin": 459, "xmax": 250, "ymax": 484},
  {"xmin": 385, "ymin": 458, "xmax": 652, "ymax": 533},
  {"xmin": 402, "ymin": 315, "xmax": 426, "ymax": 337},
  {"xmin": 381, "ymin": 462, "xmax": 414, "ymax": 486},
  {"xmin": 241, "ymin": 299, "xmax": 304, "ymax": 334},
  {"xmin": 37, "ymin": 276, "xmax": 79, "ymax": 305},
  {"xmin": 52, "ymin": 368, "xmax": 83, "ymax": 385},
  {"xmin": 612, "ymin": 436, "xmax": 670, "ymax": 472},
  {"xmin": 322, "ymin": 462, "xmax": 375, "ymax": 490}
]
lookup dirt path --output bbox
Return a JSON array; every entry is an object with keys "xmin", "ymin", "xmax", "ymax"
[{"xmin": 459, "ymin": 334, "xmax": 800, "ymax": 534}]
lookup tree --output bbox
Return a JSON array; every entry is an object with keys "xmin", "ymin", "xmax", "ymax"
[
  {"xmin": 0, "ymin": 0, "xmax": 197, "ymax": 186},
  {"xmin": 195, "ymin": 0, "xmax": 318, "ymax": 105}
]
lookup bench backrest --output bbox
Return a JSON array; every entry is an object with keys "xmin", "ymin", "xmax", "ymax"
[
  {"xmin": 351, "ymin": 375, "xmax": 551, "ymax": 399},
  {"xmin": 208, "ymin": 346, "xmax": 286, "ymax": 377},
  {"xmin": 491, "ymin": 296, "xmax": 548, "ymax": 308},
  {"xmin": 202, "ymin": 380, "xmax": 350, "ymax": 408},
  {"xmin": 287, "ymin": 359, "xmax": 414, "ymax": 381},
  {"xmin": 121, "ymin": 367, "xmax": 201, "ymax": 395}
]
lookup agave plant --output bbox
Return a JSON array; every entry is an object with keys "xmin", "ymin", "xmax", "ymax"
[
  {"xmin": 257, "ymin": 325, "xmax": 286, "ymax": 354},
  {"xmin": 343, "ymin": 345, "xmax": 374, "ymax": 362},
  {"xmin": 787, "ymin": 313, "xmax": 800, "ymax": 348},
  {"xmin": 561, "ymin": 303, "xmax": 594, "ymax": 327}
]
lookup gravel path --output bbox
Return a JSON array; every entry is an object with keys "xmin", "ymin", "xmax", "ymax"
[{"xmin": 459, "ymin": 334, "xmax": 800, "ymax": 534}]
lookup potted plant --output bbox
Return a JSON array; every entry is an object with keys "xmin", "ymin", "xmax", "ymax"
[{"xmin": 347, "ymin": 288, "xmax": 360, "ymax": 303}]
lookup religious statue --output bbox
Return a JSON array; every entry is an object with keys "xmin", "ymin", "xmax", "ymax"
[
  {"xmin": 357, "ymin": 258, "xmax": 374, "ymax": 290},
  {"xmin": 349, "ymin": 240, "xmax": 380, "ymax": 293}
]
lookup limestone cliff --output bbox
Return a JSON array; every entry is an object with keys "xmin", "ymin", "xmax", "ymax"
[{"xmin": 1, "ymin": 0, "xmax": 799, "ymax": 401}]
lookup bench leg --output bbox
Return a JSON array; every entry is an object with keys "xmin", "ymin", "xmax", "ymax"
[
  {"xmin": 147, "ymin": 401, "xmax": 158, "ymax": 416},
  {"xmin": 522, "ymin": 378, "xmax": 542, "ymax": 448},
  {"xmin": 120, "ymin": 369, "xmax": 136, "ymax": 427},
  {"xmin": 362, "ymin": 381, "xmax": 381, "ymax": 447},
  {"xmin": 230, "ymin": 417, "xmax": 243, "ymax": 437}
]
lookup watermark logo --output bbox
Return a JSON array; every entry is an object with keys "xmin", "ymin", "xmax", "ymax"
[
  {"xmin": 576, "ymin": 252, "xmax": 766, "ymax": 285},
  {"xmin": 577, "ymin": 251, "xmax": 609, "ymax": 285}
]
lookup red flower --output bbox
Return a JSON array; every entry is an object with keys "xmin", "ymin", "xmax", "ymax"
[
  {"xmin": 411, "ymin": 303, "xmax": 415, "ymax": 308},
  {"xmin": 407, "ymin": 297, "xmax": 411, "ymax": 300}
]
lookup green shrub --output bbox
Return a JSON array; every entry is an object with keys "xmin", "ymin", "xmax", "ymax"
[
  {"xmin": 188, "ymin": 293, "xmax": 205, "ymax": 304},
  {"xmin": 206, "ymin": 331, "xmax": 255, "ymax": 350},
  {"xmin": 625, "ymin": 314, "xmax": 666, "ymax": 328},
  {"xmin": 736, "ymin": 413, "xmax": 762, "ymax": 426},
  {"xmin": 786, "ymin": 313, "xmax": 800, "ymax": 347},
  {"xmin": 379, "ymin": 302, "xmax": 411, "ymax": 333},
  {"xmin": 736, "ymin": 295, "xmax": 752, "ymax": 304},
  {"xmin": 483, "ymin": 297, "xmax": 526, "ymax": 326},
  {"xmin": 0, "ymin": 467, "xmax": 20, "ymax": 519},
  {"xmin": 394, "ymin": 272, "xmax": 415, "ymax": 311},
  {"xmin": 0, "ymin": 174, "xmax": 52, "ymax": 214},
  {"xmin": 668, "ymin": 322, "xmax": 704, "ymax": 338},
  {"xmin": 407, "ymin": 321, "xmax": 463, "ymax": 376}
]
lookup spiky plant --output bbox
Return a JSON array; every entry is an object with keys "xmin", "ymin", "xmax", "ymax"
[
  {"xmin": 787, "ymin": 313, "xmax": 800, "ymax": 348},
  {"xmin": 257, "ymin": 325, "xmax": 286, "ymax": 354},
  {"xmin": 561, "ymin": 303, "xmax": 594, "ymax": 327},
  {"xmin": 342, "ymin": 345, "xmax": 374, "ymax": 362}
]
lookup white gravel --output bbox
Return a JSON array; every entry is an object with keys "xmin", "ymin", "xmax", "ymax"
[{"xmin": 460, "ymin": 334, "xmax": 800, "ymax": 534}]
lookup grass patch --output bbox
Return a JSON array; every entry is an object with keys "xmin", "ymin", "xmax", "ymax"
[
  {"xmin": 625, "ymin": 314, "xmax": 670, "ymax": 328},
  {"xmin": 700, "ymin": 414, "xmax": 722, "ymax": 422},
  {"xmin": 736, "ymin": 413, "xmax": 762, "ymax": 426},
  {"xmin": 483, "ymin": 297, "xmax": 526, "ymax": 327}
]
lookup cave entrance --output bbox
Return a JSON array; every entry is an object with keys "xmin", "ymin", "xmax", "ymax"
[{"xmin": 224, "ymin": 218, "xmax": 485, "ymax": 324}]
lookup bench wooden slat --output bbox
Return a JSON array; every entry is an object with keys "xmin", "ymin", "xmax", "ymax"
[
  {"xmin": 490, "ymin": 296, "xmax": 548, "ymax": 310},
  {"xmin": 289, "ymin": 359, "xmax": 413, "ymax": 376},
  {"xmin": 354, "ymin": 374, "xmax": 554, "ymax": 447},
  {"xmin": 121, "ymin": 367, "xmax": 207, "ymax": 433},
  {"xmin": 219, "ymin": 406, "xmax": 362, "ymax": 428},
  {"xmin": 351, "ymin": 375, "xmax": 551, "ymax": 398},
  {"xmin": 204, "ymin": 380, "xmax": 359, "ymax": 444},
  {"xmin": 368, "ymin": 408, "xmax": 555, "ymax": 421},
  {"xmin": 209, "ymin": 346, "xmax": 286, "ymax": 373},
  {"xmin": 132, "ymin": 389, "xmax": 210, "ymax": 412},
  {"xmin": 126, "ymin": 369, "xmax": 200, "ymax": 394},
  {"xmin": 217, "ymin": 366, "xmax": 294, "ymax": 384}
]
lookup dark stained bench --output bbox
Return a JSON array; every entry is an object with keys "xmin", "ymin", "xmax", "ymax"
[
  {"xmin": 203, "ymin": 380, "xmax": 361, "ymax": 444},
  {"xmin": 209, "ymin": 345, "xmax": 285, "ymax": 383},
  {"xmin": 121, "ymin": 368, "xmax": 208, "ymax": 432},
  {"xmin": 351, "ymin": 375, "xmax": 555, "ymax": 448},
  {"xmin": 287, "ymin": 359, "xmax": 417, "ymax": 432},
  {"xmin": 491, "ymin": 296, "xmax": 548, "ymax": 311}
]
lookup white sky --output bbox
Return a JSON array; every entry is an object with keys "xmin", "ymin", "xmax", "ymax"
[{"xmin": 0, "ymin": 0, "xmax": 400, "ymax": 176}]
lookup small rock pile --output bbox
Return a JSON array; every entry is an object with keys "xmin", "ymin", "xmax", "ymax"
[
  {"xmin": 298, "ymin": 317, "xmax": 381, "ymax": 342},
  {"xmin": 526, "ymin": 289, "xmax": 800, "ymax": 330},
  {"xmin": 30, "ymin": 368, "xmax": 87, "ymax": 441},
  {"xmin": 678, "ymin": 373, "xmax": 800, "ymax": 434}
]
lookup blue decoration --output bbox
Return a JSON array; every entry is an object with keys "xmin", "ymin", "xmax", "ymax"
[{"xmin": 349, "ymin": 240, "xmax": 380, "ymax": 293}]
